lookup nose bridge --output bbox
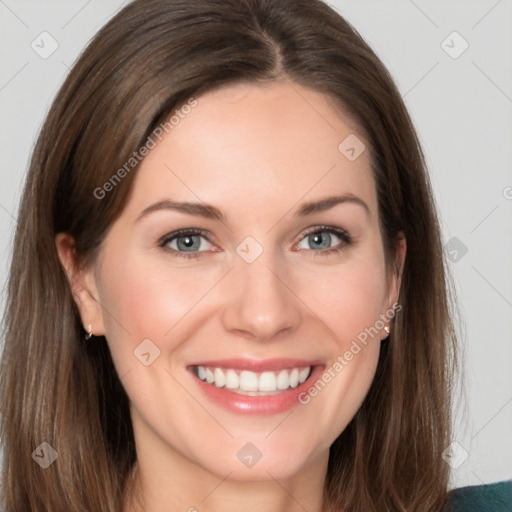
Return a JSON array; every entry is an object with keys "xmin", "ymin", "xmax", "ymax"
[{"xmin": 221, "ymin": 242, "xmax": 302, "ymax": 339}]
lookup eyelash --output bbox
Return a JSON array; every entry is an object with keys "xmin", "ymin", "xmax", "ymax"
[{"xmin": 157, "ymin": 226, "xmax": 353, "ymax": 260}]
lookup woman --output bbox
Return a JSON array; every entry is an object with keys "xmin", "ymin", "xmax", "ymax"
[{"xmin": 1, "ymin": 0, "xmax": 509, "ymax": 510}]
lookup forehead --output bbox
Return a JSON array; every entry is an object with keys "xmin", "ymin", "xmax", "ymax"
[{"xmin": 124, "ymin": 81, "xmax": 376, "ymax": 220}]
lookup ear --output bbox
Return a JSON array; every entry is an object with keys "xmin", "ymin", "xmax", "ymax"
[
  {"xmin": 381, "ymin": 232, "xmax": 406, "ymax": 336},
  {"xmin": 55, "ymin": 233, "xmax": 105, "ymax": 337}
]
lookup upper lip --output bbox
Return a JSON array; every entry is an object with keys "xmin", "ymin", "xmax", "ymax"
[{"xmin": 188, "ymin": 358, "xmax": 322, "ymax": 372}]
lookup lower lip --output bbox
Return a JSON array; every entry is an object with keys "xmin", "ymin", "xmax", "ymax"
[{"xmin": 189, "ymin": 365, "xmax": 325, "ymax": 415}]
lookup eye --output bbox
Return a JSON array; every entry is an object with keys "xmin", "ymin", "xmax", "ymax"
[
  {"xmin": 158, "ymin": 226, "xmax": 352, "ymax": 260},
  {"xmin": 158, "ymin": 229, "xmax": 215, "ymax": 259},
  {"xmin": 296, "ymin": 226, "xmax": 352, "ymax": 254}
]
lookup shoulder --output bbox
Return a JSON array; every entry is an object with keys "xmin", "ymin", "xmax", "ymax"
[{"xmin": 447, "ymin": 480, "xmax": 512, "ymax": 511}]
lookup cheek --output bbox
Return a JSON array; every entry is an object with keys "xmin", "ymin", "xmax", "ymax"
[
  {"xmin": 95, "ymin": 251, "xmax": 221, "ymax": 369},
  {"xmin": 297, "ymin": 268, "xmax": 383, "ymax": 445},
  {"xmin": 296, "ymin": 257, "xmax": 387, "ymax": 344},
  {"xmin": 290, "ymin": 257, "xmax": 385, "ymax": 433}
]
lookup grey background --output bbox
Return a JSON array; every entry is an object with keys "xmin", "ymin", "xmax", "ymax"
[{"xmin": 1, "ymin": 0, "xmax": 511, "ymax": 490}]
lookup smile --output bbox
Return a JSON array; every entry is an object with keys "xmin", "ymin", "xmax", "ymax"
[
  {"xmin": 187, "ymin": 358, "xmax": 324, "ymax": 415},
  {"xmin": 192, "ymin": 365, "xmax": 312, "ymax": 395}
]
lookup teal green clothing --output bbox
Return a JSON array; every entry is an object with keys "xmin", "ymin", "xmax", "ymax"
[{"xmin": 448, "ymin": 480, "xmax": 512, "ymax": 511}]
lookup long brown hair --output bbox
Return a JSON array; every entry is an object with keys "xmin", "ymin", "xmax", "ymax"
[{"xmin": 0, "ymin": 0, "xmax": 459, "ymax": 510}]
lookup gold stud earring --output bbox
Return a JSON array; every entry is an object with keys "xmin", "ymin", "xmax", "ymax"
[{"xmin": 85, "ymin": 324, "xmax": 93, "ymax": 340}]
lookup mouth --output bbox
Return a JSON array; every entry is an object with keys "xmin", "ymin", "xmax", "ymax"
[
  {"xmin": 187, "ymin": 358, "xmax": 323, "ymax": 415},
  {"xmin": 191, "ymin": 365, "xmax": 312, "ymax": 396}
]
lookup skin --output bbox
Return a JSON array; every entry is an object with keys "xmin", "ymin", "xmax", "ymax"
[{"xmin": 56, "ymin": 80, "xmax": 406, "ymax": 512}]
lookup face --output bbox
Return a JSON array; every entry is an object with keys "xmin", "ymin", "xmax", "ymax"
[{"xmin": 58, "ymin": 81, "xmax": 404, "ymax": 483}]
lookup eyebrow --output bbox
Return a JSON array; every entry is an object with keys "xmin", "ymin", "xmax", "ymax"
[
  {"xmin": 136, "ymin": 193, "xmax": 370, "ymax": 223},
  {"xmin": 136, "ymin": 200, "xmax": 226, "ymax": 223},
  {"xmin": 294, "ymin": 194, "xmax": 370, "ymax": 219}
]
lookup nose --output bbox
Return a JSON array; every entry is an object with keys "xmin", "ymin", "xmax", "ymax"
[{"xmin": 220, "ymin": 252, "xmax": 302, "ymax": 341}]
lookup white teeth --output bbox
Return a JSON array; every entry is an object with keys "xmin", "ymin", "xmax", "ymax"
[
  {"xmin": 214, "ymin": 368, "xmax": 226, "ymax": 388},
  {"xmin": 239, "ymin": 371, "xmax": 259, "ymax": 391},
  {"xmin": 277, "ymin": 369, "xmax": 290, "ymax": 390},
  {"xmin": 197, "ymin": 365, "xmax": 206, "ymax": 381},
  {"xmin": 259, "ymin": 371, "xmax": 276, "ymax": 391},
  {"xmin": 195, "ymin": 365, "xmax": 312, "ymax": 393},
  {"xmin": 205, "ymin": 368, "xmax": 214, "ymax": 384},
  {"xmin": 225, "ymin": 369, "xmax": 239, "ymax": 389},
  {"xmin": 289, "ymin": 368, "xmax": 299, "ymax": 388},
  {"xmin": 299, "ymin": 367, "xmax": 310, "ymax": 384}
]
